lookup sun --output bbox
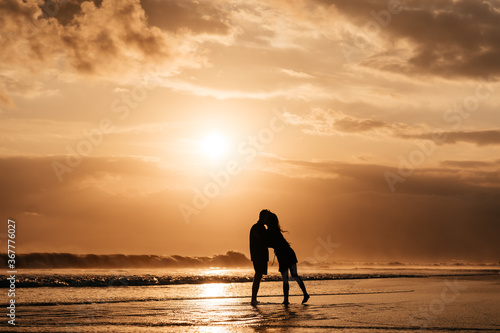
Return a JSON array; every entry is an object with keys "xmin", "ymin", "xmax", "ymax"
[{"xmin": 200, "ymin": 131, "xmax": 230, "ymax": 161}]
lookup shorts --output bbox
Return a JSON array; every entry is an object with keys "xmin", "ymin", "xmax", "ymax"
[{"xmin": 252, "ymin": 260, "xmax": 268, "ymax": 275}]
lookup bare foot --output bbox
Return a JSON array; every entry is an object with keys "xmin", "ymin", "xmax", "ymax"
[
  {"xmin": 251, "ymin": 300, "xmax": 259, "ymax": 306},
  {"xmin": 282, "ymin": 300, "xmax": 289, "ymax": 306},
  {"xmin": 302, "ymin": 294, "xmax": 310, "ymax": 304}
]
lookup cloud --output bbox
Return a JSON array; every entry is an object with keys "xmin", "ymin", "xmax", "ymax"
[
  {"xmin": 157, "ymin": 78, "xmax": 285, "ymax": 100},
  {"xmin": 38, "ymin": 0, "xmax": 104, "ymax": 25},
  {"xmin": 0, "ymin": 75, "xmax": 59, "ymax": 99},
  {"xmin": 140, "ymin": 0, "xmax": 231, "ymax": 35},
  {"xmin": 312, "ymin": 0, "xmax": 500, "ymax": 79},
  {"xmin": 280, "ymin": 68, "xmax": 314, "ymax": 78},
  {"xmin": 0, "ymin": 155, "xmax": 170, "ymax": 206},
  {"xmin": 0, "ymin": 0, "xmax": 236, "ymax": 105},
  {"xmin": 247, "ymin": 155, "xmax": 500, "ymax": 261},
  {"xmin": 0, "ymin": 88, "xmax": 14, "ymax": 107},
  {"xmin": 2, "ymin": 154, "xmax": 499, "ymax": 260},
  {"xmin": 283, "ymin": 108, "xmax": 402, "ymax": 136},
  {"xmin": 440, "ymin": 159, "xmax": 500, "ymax": 169},
  {"xmin": 400, "ymin": 129, "xmax": 500, "ymax": 146},
  {"xmin": 254, "ymin": 155, "xmax": 500, "ymax": 194},
  {"xmin": 0, "ymin": 155, "xmax": 191, "ymax": 253},
  {"xmin": 158, "ymin": 77, "xmax": 328, "ymax": 100},
  {"xmin": 285, "ymin": 108, "xmax": 500, "ymax": 147},
  {"xmin": 52, "ymin": 0, "xmax": 174, "ymax": 75},
  {"xmin": 334, "ymin": 116, "xmax": 388, "ymax": 133}
]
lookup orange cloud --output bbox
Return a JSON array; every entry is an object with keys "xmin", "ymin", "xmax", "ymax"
[{"xmin": 0, "ymin": 0, "xmax": 235, "ymax": 105}]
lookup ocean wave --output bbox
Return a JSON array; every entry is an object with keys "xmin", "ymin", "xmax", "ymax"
[
  {"xmin": 0, "ymin": 251, "xmax": 251, "ymax": 269},
  {"xmin": 1, "ymin": 270, "xmax": 498, "ymax": 289},
  {"xmin": 2, "ymin": 252, "xmax": 499, "ymax": 269}
]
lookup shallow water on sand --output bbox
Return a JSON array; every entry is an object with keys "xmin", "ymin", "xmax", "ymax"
[{"xmin": 2, "ymin": 272, "xmax": 499, "ymax": 332}]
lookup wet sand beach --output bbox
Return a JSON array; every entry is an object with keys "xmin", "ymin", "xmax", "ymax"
[{"xmin": 3, "ymin": 272, "xmax": 499, "ymax": 332}]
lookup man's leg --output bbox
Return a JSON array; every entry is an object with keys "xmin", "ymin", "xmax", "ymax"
[
  {"xmin": 251, "ymin": 272, "xmax": 263, "ymax": 305},
  {"xmin": 281, "ymin": 270, "xmax": 290, "ymax": 305}
]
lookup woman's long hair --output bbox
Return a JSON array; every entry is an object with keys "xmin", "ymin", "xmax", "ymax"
[
  {"xmin": 267, "ymin": 212, "xmax": 287, "ymax": 233},
  {"xmin": 267, "ymin": 212, "xmax": 290, "ymax": 248}
]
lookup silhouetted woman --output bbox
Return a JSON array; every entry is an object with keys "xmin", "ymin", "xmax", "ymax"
[{"xmin": 266, "ymin": 212, "xmax": 309, "ymax": 304}]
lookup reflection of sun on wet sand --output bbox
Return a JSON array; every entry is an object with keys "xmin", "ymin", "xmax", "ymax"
[
  {"xmin": 183, "ymin": 276, "xmax": 500, "ymax": 332},
  {"xmin": 199, "ymin": 283, "xmax": 228, "ymax": 298}
]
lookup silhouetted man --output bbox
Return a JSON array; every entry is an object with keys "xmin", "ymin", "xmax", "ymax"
[{"xmin": 250, "ymin": 209, "xmax": 270, "ymax": 305}]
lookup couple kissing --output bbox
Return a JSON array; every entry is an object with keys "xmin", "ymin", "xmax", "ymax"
[{"xmin": 250, "ymin": 209, "xmax": 310, "ymax": 306}]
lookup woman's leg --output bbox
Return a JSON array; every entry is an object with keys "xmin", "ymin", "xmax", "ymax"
[
  {"xmin": 290, "ymin": 264, "xmax": 310, "ymax": 303},
  {"xmin": 281, "ymin": 270, "xmax": 290, "ymax": 305}
]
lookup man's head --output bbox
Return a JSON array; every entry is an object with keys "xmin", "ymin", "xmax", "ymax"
[{"xmin": 258, "ymin": 209, "xmax": 271, "ymax": 224}]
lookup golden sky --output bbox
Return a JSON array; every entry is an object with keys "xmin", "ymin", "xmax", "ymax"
[{"xmin": 1, "ymin": 0, "xmax": 499, "ymax": 262}]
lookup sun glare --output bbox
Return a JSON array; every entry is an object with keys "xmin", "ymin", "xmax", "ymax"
[
  {"xmin": 199, "ymin": 283, "xmax": 227, "ymax": 298},
  {"xmin": 200, "ymin": 131, "xmax": 229, "ymax": 161}
]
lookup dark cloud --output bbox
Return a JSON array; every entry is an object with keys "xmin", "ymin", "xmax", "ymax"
[
  {"xmin": 285, "ymin": 109, "xmax": 500, "ymax": 147},
  {"xmin": 284, "ymin": 108, "xmax": 395, "ymax": 135},
  {"xmin": 140, "ymin": 0, "xmax": 230, "ymax": 35},
  {"xmin": 396, "ymin": 0, "xmax": 500, "ymax": 78},
  {"xmin": 40, "ymin": 0, "xmax": 231, "ymax": 34},
  {"xmin": 0, "ymin": 0, "xmax": 236, "ymax": 107},
  {"xmin": 58, "ymin": 1, "xmax": 171, "ymax": 75},
  {"xmin": 440, "ymin": 159, "xmax": 500, "ymax": 169},
  {"xmin": 334, "ymin": 117, "xmax": 388, "ymax": 132},
  {"xmin": 0, "ymin": 0, "xmax": 233, "ymax": 78},
  {"xmin": 39, "ymin": 0, "xmax": 103, "ymax": 25},
  {"xmin": 317, "ymin": 0, "xmax": 500, "ymax": 78},
  {"xmin": 0, "ymin": 0, "xmax": 163, "ymax": 77},
  {"xmin": 400, "ymin": 129, "xmax": 500, "ymax": 146},
  {"xmin": 0, "ymin": 0, "xmax": 39, "ymax": 22},
  {"xmin": 257, "ymin": 156, "xmax": 500, "ymax": 196}
]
